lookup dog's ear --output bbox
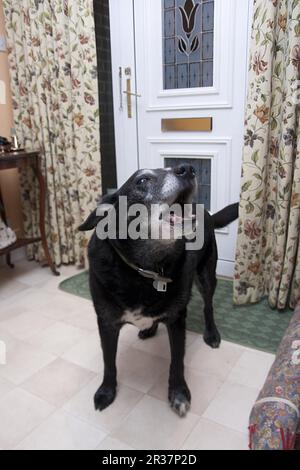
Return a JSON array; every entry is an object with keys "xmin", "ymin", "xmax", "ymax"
[
  {"xmin": 78, "ymin": 191, "xmax": 118, "ymax": 232},
  {"xmin": 78, "ymin": 208, "xmax": 99, "ymax": 231}
]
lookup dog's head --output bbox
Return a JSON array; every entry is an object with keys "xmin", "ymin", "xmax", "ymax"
[
  {"xmin": 79, "ymin": 164, "xmax": 197, "ymax": 240},
  {"xmin": 118, "ymin": 164, "xmax": 196, "ymax": 207}
]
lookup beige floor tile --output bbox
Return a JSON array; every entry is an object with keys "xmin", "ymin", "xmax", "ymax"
[
  {"xmin": 0, "ymin": 327, "xmax": 18, "ymax": 347},
  {"xmin": 40, "ymin": 295, "xmax": 92, "ymax": 323},
  {"xmin": 58, "ymin": 264, "xmax": 85, "ymax": 277},
  {"xmin": 26, "ymin": 321, "xmax": 90, "ymax": 356},
  {"xmin": 15, "ymin": 410, "xmax": 106, "ymax": 450},
  {"xmin": 202, "ymin": 381, "xmax": 259, "ymax": 434},
  {"xmin": 0, "ymin": 388, "xmax": 55, "ymax": 449},
  {"xmin": 0, "ymin": 310, "xmax": 56, "ymax": 341},
  {"xmin": 39, "ymin": 266, "xmax": 85, "ymax": 292},
  {"xmin": 63, "ymin": 377, "xmax": 144, "ymax": 432},
  {"xmin": 131, "ymin": 326, "xmax": 171, "ymax": 359},
  {"xmin": 186, "ymin": 331, "xmax": 199, "ymax": 346},
  {"xmin": 0, "ymin": 280, "xmax": 29, "ymax": 300},
  {"xmin": 6, "ymin": 262, "xmax": 56, "ymax": 288},
  {"xmin": 21, "ymin": 358, "xmax": 95, "ymax": 407},
  {"xmin": 119, "ymin": 324, "xmax": 140, "ymax": 345},
  {"xmin": 0, "ymin": 303, "xmax": 26, "ymax": 323},
  {"xmin": 227, "ymin": 349, "xmax": 274, "ymax": 390},
  {"xmin": 63, "ymin": 307, "xmax": 97, "ymax": 332},
  {"xmin": 113, "ymin": 395, "xmax": 199, "ymax": 450},
  {"xmin": 117, "ymin": 347, "xmax": 169, "ymax": 393},
  {"xmin": 185, "ymin": 338, "xmax": 243, "ymax": 381},
  {"xmin": 0, "ymin": 287, "xmax": 61, "ymax": 313},
  {"xmin": 56, "ymin": 264, "xmax": 85, "ymax": 280},
  {"xmin": 0, "ymin": 376, "xmax": 15, "ymax": 400},
  {"xmin": 3, "ymin": 287, "xmax": 89, "ymax": 324},
  {"xmin": 181, "ymin": 418, "xmax": 249, "ymax": 450},
  {"xmin": 149, "ymin": 367, "xmax": 223, "ymax": 416},
  {"xmin": 62, "ymin": 331, "xmax": 129, "ymax": 374},
  {"xmin": 131, "ymin": 325, "xmax": 198, "ymax": 359},
  {"xmin": 0, "ymin": 335, "xmax": 55, "ymax": 385},
  {"xmin": 0, "ymin": 261, "xmax": 82, "ymax": 289},
  {"xmin": 62, "ymin": 331, "xmax": 103, "ymax": 373},
  {"xmin": 0, "ymin": 263, "xmax": 18, "ymax": 280},
  {"xmin": 96, "ymin": 436, "xmax": 134, "ymax": 450}
]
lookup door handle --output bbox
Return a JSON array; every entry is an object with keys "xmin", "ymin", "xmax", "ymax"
[
  {"xmin": 123, "ymin": 91, "xmax": 141, "ymax": 97},
  {"xmin": 123, "ymin": 78, "xmax": 141, "ymax": 118}
]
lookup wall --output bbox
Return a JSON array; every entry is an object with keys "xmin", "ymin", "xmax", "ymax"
[
  {"xmin": 0, "ymin": 0, "xmax": 23, "ymax": 235},
  {"xmin": 93, "ymin": 0, "xmax": 117, "ymax": 193}
]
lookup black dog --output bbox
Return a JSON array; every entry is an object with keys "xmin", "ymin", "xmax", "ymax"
[{"xmin": 79, "ymin": 165, "xmax": 238, "ymax": 416}]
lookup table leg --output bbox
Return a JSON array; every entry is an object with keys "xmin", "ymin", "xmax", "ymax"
[
  {"xmin": 6, "ymin": 253, "xmax": 14, "ymax": 268},
  {"xmin": 32, "ymin": 165, "xmax": 60, "ymax": 276},
  {"xmin": 0, "ymin": 189, "xmax": 15, "ymax": 269}
]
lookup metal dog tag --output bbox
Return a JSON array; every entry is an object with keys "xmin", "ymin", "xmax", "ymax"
[{"xmin": 153, "ymin": 280, "xmax": 167, "ymax": 292}]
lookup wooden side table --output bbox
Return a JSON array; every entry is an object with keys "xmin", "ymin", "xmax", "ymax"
[{"xmin": 0, "ymin": 150, "xmax": 60, "ymax": 276}]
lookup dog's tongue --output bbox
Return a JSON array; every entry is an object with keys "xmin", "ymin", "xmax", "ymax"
[{"xmin": 169, "ymin": 212, "xmax": 195, "ymax": 226}]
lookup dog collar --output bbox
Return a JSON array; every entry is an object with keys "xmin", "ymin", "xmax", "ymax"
[{"xmin": 109, "ymin": 241, "xmax": 172, "ymax": 292}]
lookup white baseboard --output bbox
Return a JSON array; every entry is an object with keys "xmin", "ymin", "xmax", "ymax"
[{"xmin": 217, "ymin": 259, "xmax": 234, "ymax": 278}]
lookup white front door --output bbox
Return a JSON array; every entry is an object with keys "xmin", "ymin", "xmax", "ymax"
[{"xmin": 109, "ymin": 0, "xmax": 252, "ymax": 277}]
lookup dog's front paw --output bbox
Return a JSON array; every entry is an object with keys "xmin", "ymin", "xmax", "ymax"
[
  {"xmin": 203, "ymin": 327, "xmax": 221, "ymax": 349},
  {"xmin": 138, "ymin": 323, "xmax": 158, "ymax": 340},
  {"xmin": 169, "ymin": 383, "xmax": 191, "ymax": 417},
  {"xmin": 94, "ymin": 384, "xmax": 116, "ymax": 411}
]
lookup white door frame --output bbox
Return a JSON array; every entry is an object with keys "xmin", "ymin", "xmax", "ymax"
[{"xmin": 109, "ymin": 0, "xmax": 139, "ymax": 185}]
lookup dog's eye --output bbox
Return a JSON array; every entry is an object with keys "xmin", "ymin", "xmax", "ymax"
[{"xmin": 136, "ymin": 177, "xmax": 150, "ymax": 186}]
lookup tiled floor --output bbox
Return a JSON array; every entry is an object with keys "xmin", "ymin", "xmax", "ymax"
[{"xmin": 0, "ymin": 259, "xmax": 275, "ymax": 450}]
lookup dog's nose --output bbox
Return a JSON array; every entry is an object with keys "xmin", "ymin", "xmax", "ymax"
[{"xmin": 174, "ymin": 164, "xmax": 196, "ymax": 178}]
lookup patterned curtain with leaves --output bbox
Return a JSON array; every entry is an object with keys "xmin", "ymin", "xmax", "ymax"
[
  {"xmin": 234, "ymin": 0, "xmax": 300, "ymax": 309},
  {"xmin": 3, "ymin": 0, "xmax": 101, "ymax": 266}
]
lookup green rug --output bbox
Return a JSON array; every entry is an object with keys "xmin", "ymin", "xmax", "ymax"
[{"xmin": 59, "ymin": 272, "xmax": 293, "ymax": 354}]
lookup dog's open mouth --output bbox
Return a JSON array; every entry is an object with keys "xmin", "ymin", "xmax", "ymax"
[
  {"xmin": 168, "ymin": 210, "xmax": 195, "ymax": 227},
  {"xmin": 159, "ymin": 193, "xmax": 196, "ymax": 227}
]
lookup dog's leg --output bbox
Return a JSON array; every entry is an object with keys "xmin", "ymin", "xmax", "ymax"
[
  {"xmin": 197, "ymin": 241, "xmax": 221, "ymax": 349},
  {"xmin": 138, "ymin": 323, "xmax": 158, "ymax": 340},
  {"xmin": 199, "ymin": 276, "xmax": 220, "ymax": 348},
  {"xmin": 167, "ymin": 312, "xmax": 191, "ymax": 417},
  {"xmin": 94, "ymin": 317, "xmax": 120, "ymax": 411}
]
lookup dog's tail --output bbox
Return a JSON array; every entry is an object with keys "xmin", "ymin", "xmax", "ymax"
[{"xmin": 212, "ymin": 203, "xmax": 239, "ymax": 229}]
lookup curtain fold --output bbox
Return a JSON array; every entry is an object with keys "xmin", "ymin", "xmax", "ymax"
[
  {"xmin": 234, "ymin": 0, "xmax": 300, "ymax": 309},
  {"xmin": 3, "ymin": 0, "xmax": 101, "ymax": 266}
]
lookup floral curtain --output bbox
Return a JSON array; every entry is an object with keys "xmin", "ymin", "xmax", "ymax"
[
  {"xmin": 234, "ymin": 0, "xmax": 300, "ymax": 309},
  {"xmin": 3, "ymin": 0, "xmax": 101, "ymax": 266}
]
